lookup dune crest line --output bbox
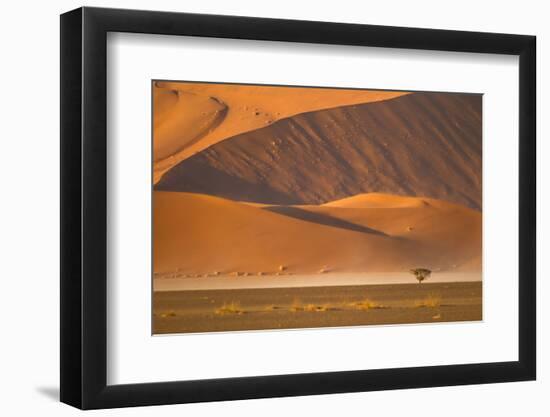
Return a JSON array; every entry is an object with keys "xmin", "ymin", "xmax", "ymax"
[
  {"xmin": 153, "ymin": 81, "xmax": 408, "ymax": 183},
  {"xmin": 156, "ymin": 92, "xmax": 482, "ymax": 210}
]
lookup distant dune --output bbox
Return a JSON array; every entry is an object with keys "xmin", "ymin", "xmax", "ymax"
[
  {"xmin": 156, "ymin": 92, "xmax": 482, "ymax": 209},
  {"xmin": 324, "ymin": 193, "xmax": 432, "ymax": 209},
  {"xmin": 153, "ymin": 81, "xmax": 407, "ymax": 183},
  {"xmin": 153, "ymin": 191, "xmax": 481, "ymax": 275}
]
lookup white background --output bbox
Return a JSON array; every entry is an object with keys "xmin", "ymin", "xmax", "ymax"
[
  {"xmin": 108, "ymin": 34, "xmax": 518, "ymax": 384},
  {"xmin": 0, "ymin": 0, "xmax": 546, "ymax": 416}
]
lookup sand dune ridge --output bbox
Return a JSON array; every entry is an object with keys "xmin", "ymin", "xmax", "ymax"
[
  {"xmin": 157, "ymin": 92, "xmax": 482, "ymax": 209},
  {"xmin": 154, "ymin": 191, "xmax": 481, "ymax": 276}
]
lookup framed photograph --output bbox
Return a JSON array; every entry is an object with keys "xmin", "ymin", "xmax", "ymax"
[{"xmin": 60, "ymin": 6, "xmax": 536, "ymax": 409}]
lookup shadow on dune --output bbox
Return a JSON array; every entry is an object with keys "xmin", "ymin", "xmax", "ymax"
[
  {"xmin": 155, "ymin": 157, "xmax": 298, "ymax": 204},
  {"xmin": 264, "ymin": 206, "xmax": 389, "ymax": 237}
]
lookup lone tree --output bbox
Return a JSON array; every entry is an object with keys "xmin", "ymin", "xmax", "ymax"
[{"xmin": 410, "ymin": 268, "xmax": 431, "ymax": 284}]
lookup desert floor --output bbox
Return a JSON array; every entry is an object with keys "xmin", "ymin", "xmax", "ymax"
[{"xmin": 153, "ymin": 281, "xmax": 482, "ymax": 334}]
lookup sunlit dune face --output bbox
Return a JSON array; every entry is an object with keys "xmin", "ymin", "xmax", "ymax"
[
  {"xmin": 153, "ymin": 87, "xmax": 227, "ymax": 161},
  {"xmin": 152, "ymin": 81, "xmax": 408, "ymax": 183}
]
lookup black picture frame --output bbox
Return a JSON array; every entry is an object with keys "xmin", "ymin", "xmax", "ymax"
[{"xmin": 60, "ymin": 6, "xmax": 536, "ymax": 410}]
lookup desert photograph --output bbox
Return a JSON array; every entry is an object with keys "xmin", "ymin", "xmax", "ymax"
[{"xmin": 152, "ymin": 81, "xmax": 482, "ymax": 334}]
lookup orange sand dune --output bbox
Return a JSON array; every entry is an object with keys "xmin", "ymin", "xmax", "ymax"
[
  {"xmin": 153, "ymin": 88, "xmax": 227, "ymax": 162},
  {"xmin": 153, "ymin": 191, "xmax": 481, "ymax": 276},
  {"xmin": 323, "ymin": 193, "xmax": 432, "ymax": 209},
  {"xmin": 157, "ymin": 92, "xmax": 482, "ymax": 210},
  {"xmin": 153, "ymin": 81, "xmax": 407, "ymax": 183},
  {"xmin": 299, "ymin": 193, "xmax": 481, "ymax": 271}
]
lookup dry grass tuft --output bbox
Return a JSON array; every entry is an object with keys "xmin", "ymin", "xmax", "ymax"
[
  {"xmin": 290, "ymin": 299, "xmax": 330, "ymax": 312},
  {"xmin": 349, "ymin": 299, "xmax": 386, "ymax": 310},
  {"xmin": 415, "ymin": 293, "xmax": 442, "ymax": 308},
  {"xmin": 304, "ymin": 304, "xmax": 330, "ymax": 312},
  {"xmin": 215, "ymin": 301, "xmax": 245, "ymax": 315},
  {"xmin": 290, "ymin": 298, "xmax": 303, "ymax": 312}
]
